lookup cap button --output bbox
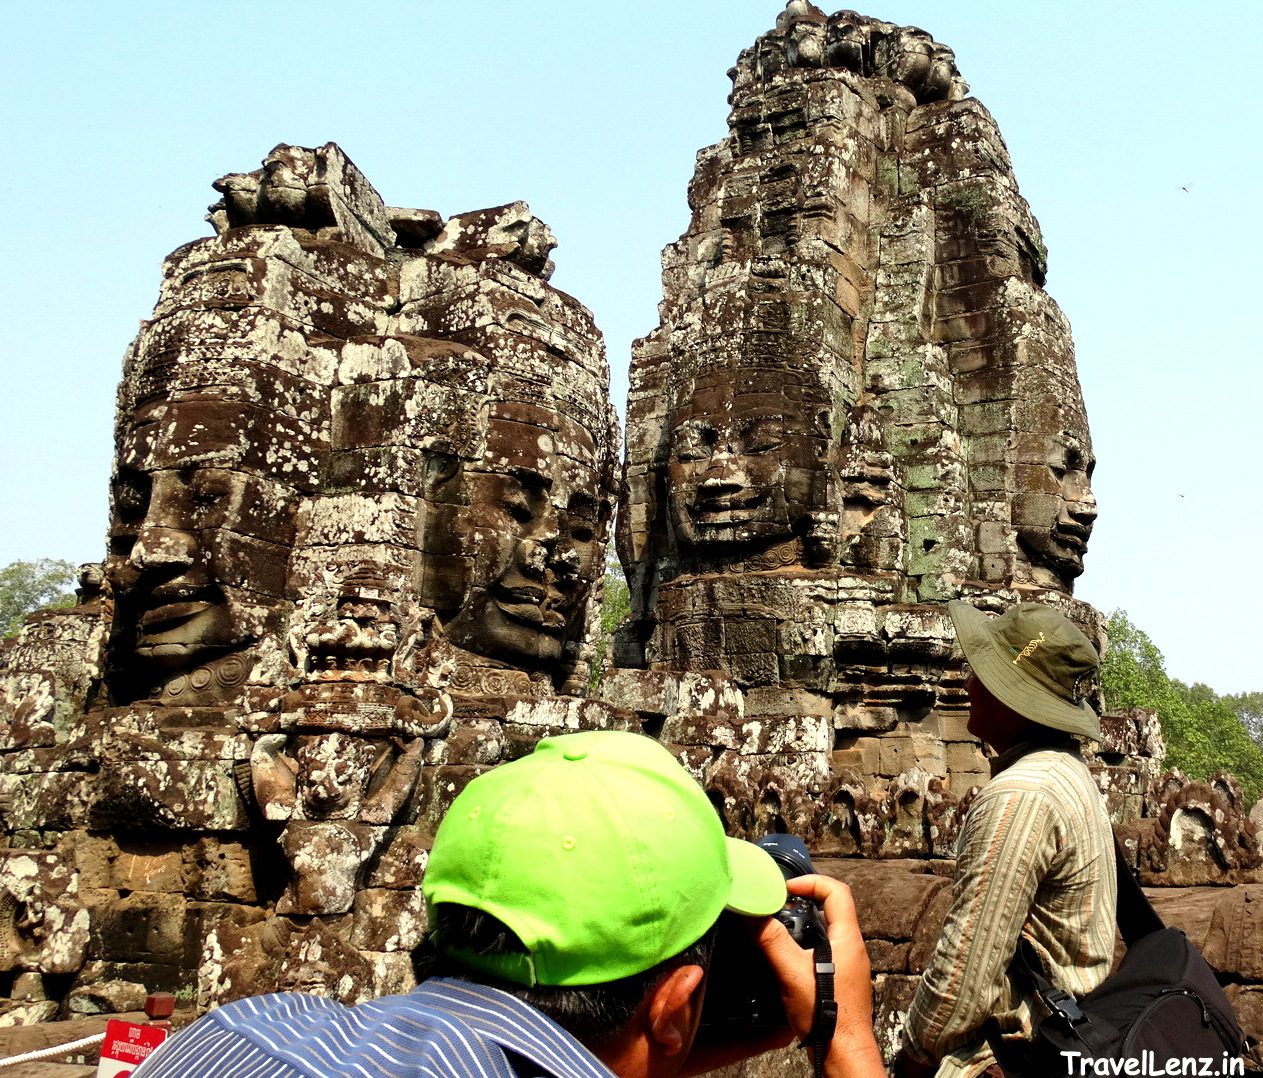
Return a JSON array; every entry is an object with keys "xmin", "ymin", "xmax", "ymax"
[{"xmin": 563, "ymin": 749, "xmax": 588, "ymax": 761}]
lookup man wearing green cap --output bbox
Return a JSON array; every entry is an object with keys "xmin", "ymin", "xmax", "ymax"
[
  {"xmin": 136, "ymin": 730, "xmax": 887, "ymax": 1078},
  {"xmin": 895, "ymin": 602, "xmax": 1118, "ymax": 1078}
]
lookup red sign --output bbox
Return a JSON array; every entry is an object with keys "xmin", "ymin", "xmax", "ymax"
[{"xmin": 96, "ymin": 1019, "xmax": 169, "ymax": 1078}]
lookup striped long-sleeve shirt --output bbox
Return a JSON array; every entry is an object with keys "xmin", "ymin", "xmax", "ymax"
[
  {"xmin": 902, "ymin": 740, "xmax": 1117, "ymax": 1077},
  {"xmin": 132, "ymin": 978, "xmax": 618, "ymax": 1078}
]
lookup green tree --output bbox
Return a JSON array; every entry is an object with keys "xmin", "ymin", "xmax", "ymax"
[
  {"xmin": 0, "ymin": 559, "xmax": 78, "ymax": 638},
  {"xmin": 588, "ymin": 555, "xmax": 630, "ymax": 692},
  {"xmin": 1101, "ymin": 609, "xmax": 1263, "ymax": 801},
  {"xmin": 1173, "ymin": 680, "xmax": 1263, "ymax": 801},
  {"xmin": 1224, "ymin": 690, "xmax": 1263, "ymax": 747}
]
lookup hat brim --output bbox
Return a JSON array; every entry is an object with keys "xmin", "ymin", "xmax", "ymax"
[
  {"xmin": 724, "ymin": 837, "xmax": 788, "ymax": 916},
  {"xmin": 949, "ymin": 601, "xmax": 1102, "ymax": 741}
]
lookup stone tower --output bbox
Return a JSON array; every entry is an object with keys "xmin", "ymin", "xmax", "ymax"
[
  {"xmin": 0, "ymin": 144, "xmax": 626, "ymax": 1011},
  {"xmin": 611, "ymin": 1, "xmax": 1101, "ymax": 847}
]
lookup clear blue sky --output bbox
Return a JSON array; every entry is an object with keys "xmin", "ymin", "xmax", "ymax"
[{"xmin": 3, "ymin": 1, "xmax": 1259, "ymax": 693}]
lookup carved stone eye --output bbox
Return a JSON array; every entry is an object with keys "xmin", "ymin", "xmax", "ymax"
[
  {"xmin": 503, "ymin": 488, "xmax": 532, "ymax": 524},
  {"xmin": 502, "ymin": 470, "xmax": 552, "ymax": 526},
  {"xmin": 672, "ymin": 422, "xmax": 714, "ymax": 462},
  {"xmin": 112, "ymin": 469, "xmax": 150, "ymax": 522},
  {"xmin": 739, "ymin": 416, "xmax": 784, "ymax": 454},
  {"xmin": 566, "ymin": 496, "xmax": 598, "ymax": 544},
  {"xmin": 189, "ymin": 471, "xmax": 233, "ymax": 508}
]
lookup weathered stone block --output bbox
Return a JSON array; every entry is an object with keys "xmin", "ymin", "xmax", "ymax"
[
  {"xmin": 351, "ymin": 888, "xmax": 427, "ymax": 952},
  {"xmin": 1203, "ymin": 885, "xmax": 1263, "ymax": 979},
  {"xmin": 109, "ymin": 848, "xmax": 185, "ymax": 894},
  {"xmin": 947, "ymin": 770, "xmax": 987, "ymax": 799},
  {"xmin": 91, "ymin": 892, "xmax": 187, "ymax": 964},
  {"xmin": 833, "ymin": 704, "xmax": 899, "ymax": 734},
  {"xmin": 91, "ymin": 762, "xmax": 248, "ymax": 831},
  {"xmin": 945, "ymin": 742, "xmax": 985, "ymax": 775},
  {"xmin": 370, "ymin": 952, "xmax": 418, "ymax": 999},
  {"xmin": 191, "ymin": 839, "xmax": 257, "ymax": 903},
  {"xmin": 366, "ymin": 828, "xmax": 430, "ymax": 890}
]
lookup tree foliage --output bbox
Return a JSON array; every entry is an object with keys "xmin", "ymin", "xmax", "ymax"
[
  {"xmin": 588, "ymin": 558, "xmax": 630, "ymax": 692},
  {"xmin": 0, "ymin": 559, "xmax": 78, "ymax": 638},
  {"xmin": 1225, "ymin": 690, "xmax": 1263, "ymax": 747},
  {"xmin": 1102, "ymin": 609, "xmax": 1263, "ymax": 802}
]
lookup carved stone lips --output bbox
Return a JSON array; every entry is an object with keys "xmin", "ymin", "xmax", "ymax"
[
  {"xmin": 140, "ymin": 600, "xmax": 214, "ymax": 631},
  {"xmin": 138, "ymin": 588, "xmax": 217, "ymax": 632},
  {"xmin": 494, "ymin": 585, "xmax": 568, "ymax": 631},
  {"xmin": 1053, "ymin": 523, "xmax": 1091, "ymax": 553},
  {"xmin": 693, "ymin": 489, "xmax": 766, "ymax": 523}
]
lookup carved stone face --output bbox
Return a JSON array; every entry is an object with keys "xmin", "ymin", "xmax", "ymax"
[
  {"xmin": 665, "ymin": 370, "xmax": 827, "ymax": 553},
  {"xmin": 294, "ymin": 734, "xmax": 377, "ymax": 819},
  {"xmin": 1014, "ymin": 429, "xmax": 1097, "ymax": 584},
  {"xmin": 882, "ymin": 28, "xmax": 960, "ymax": 102},
  {"xmin": 438, "ymin": 411, "xmax": 604, "ymax": 670},
  {"xmin": 105, "ymin": 395, "xmax": 299, "ymax": 695}
]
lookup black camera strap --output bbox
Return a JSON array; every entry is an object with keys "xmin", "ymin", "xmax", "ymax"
[
  {"xmin": 755, "ymin": 836, "xmax": 838, "ymax": 1077},
  {"xmin": 802, "ymin": 936, "xmax": 838, "ymax": 1078}
]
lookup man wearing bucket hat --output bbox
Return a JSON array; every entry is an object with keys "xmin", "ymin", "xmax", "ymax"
[
  {"xmin": 136, "ymin": 730, "xmax": 887, "ymax": 1078},
  {"xmin": 895, "ymin": 602, "xmax": 1117, "ymax": 1078}
]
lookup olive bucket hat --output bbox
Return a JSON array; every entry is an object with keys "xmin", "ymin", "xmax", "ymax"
[{"xmin": 948, "ymin": 600, "xmax": 1102, "ymax": 741}]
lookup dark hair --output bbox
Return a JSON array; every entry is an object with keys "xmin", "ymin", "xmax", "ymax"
[{"xmin": 412, "ymin": 904, "xmax": 717, "ymax": 1047}]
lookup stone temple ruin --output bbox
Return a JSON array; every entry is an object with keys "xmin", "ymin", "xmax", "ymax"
[{"xmin": 1, "ymin": 0, "xmax": 1261, "ymax": 1056}]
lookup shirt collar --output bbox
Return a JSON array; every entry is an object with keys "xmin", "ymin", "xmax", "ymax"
[
  {"xmin": 989, "ymin": 735, "xmax": 1079, "ymax": 777},
  {"xmin": 415, "ymin": 978, "xmax": 617, "ymax": 1078}
]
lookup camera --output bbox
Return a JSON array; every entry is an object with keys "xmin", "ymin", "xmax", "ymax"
[{"xmin": 697, "ymin": 833, "xmax": 830, "ymax": 1032}]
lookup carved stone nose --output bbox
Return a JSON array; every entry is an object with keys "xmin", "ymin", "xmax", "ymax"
[
  {"xmin": 129, "ymin": 527, "xmax": 197, "ymax": 571},
  {"xmin": 517, "ymin": 538, "xmax": 552, "ymax": 575},
  {"xmin": 700, "ymin": 463, "xmax": 745, "ymax": 492},
  {"xmin": 1068, "ymin": 485, "xmax": 1098, "ymax": 523},
  {"xmin": 552, "ymin": 545, "xmax": 582, "ymax": 576}
]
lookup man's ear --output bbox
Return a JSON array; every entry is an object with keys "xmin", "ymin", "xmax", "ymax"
[{"xmin": 646, "ymin": 964, "xmax": 706, "ymax": 1057}]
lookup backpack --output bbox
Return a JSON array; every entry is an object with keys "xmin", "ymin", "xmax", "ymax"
[{"xmin": 987, "ymin": 836, "xmax": 1249, "ymax": 1075}]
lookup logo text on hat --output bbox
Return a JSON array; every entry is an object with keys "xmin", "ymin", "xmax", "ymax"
[{"xmin": 1012, "ymin": 633, "xmax": 1046, "ymax": 665}]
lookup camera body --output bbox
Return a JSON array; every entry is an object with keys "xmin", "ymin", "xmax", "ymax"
[{"xmin": 697, "ymin": 834, "xmax": 828, "ymax": 1032}]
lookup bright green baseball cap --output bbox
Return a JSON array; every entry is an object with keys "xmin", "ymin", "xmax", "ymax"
[{"xmin": 422, "ymin": 730, "xmax": 787, "ymax": 986}]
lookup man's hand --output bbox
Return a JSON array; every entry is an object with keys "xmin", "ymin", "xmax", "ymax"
[{"xmin": 756, "ymin": 875, "xmax": 887, "ymax": 1078}]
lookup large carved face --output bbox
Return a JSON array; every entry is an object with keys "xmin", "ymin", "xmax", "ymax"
[
  {"xmin": 436, "ymin": 409, "xmax": 605, "ymax": 671},
  {"xmin": 665, "ymin": 368, "xmax": 828, "ymax": 553},
  {"xmin": 106, "ymin": 394, "xmax": 300, "ymax": 695},
  {"xmin": 1014, "ymin": 427, "xmax": 1097, "ymax": 585}
]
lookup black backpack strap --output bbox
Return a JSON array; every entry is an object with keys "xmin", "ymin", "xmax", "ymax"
[
  {"xmin": 1012, "ymin": 938, "xmax": 1114, "ymax": 1056},
  {"xmin": 1014, "ymin": 939, "xmax": 1088, "ymax": 1030},
  {"xmin": 1111, "ymin": 832, "xmax": 1164, "ymax": 945}
]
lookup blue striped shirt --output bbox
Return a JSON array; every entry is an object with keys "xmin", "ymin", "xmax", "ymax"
[{"xmin": 132, "ymin": 978, "xmax": 618, "ymax": 1078}]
